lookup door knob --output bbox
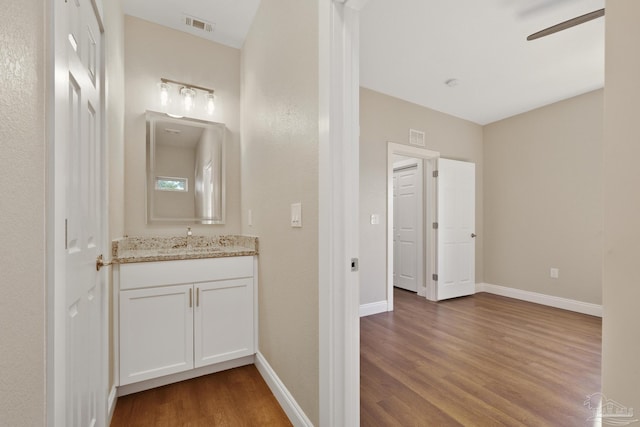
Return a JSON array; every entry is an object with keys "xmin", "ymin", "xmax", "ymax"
[
  {"xmin": 96, "ymin": 254, "xmax": 113, "ymax": 271},
  {"xmin": 471, "ymin": 233, "xmax": 477, "ymax": 238}
]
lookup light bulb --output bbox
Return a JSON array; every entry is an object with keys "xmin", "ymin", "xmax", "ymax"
[
  {"xmin": 181, "ymin": 87, "xmax": 196, "ymax": 112},
  {"xmin": 159, "ymin": 82, "xmax": 170, "ymax": 106},
  {"xmin": 206, "ymin": 93, "xmax": 215, "ymax": 115}
]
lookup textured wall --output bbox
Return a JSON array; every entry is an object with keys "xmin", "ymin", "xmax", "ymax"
[
  {"xmin": 0, "ymin": 0, "xmax": 46, "ymax": 425},
  {"xmin": 484, "ymin": 90, "xmax": 603, "ymax": 304},
  {"xmin": 241, "ymin": 0, "xmax": 320, "ymax": 423},
  {"xmin": 602, "ymin": 0, "xmax": 640, "ymax": 415},
  {"xmin": 359, "ymin": 88, "xmax": 484, "ymax": 305},
  {"xmin": 124, "ymin": 16, "xmax": 241, "ymax": 236}
]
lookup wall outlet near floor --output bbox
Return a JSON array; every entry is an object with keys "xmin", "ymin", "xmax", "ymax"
[{"xmin": 550, "ymin": 268, "xmax": 559, "ymax": 279}]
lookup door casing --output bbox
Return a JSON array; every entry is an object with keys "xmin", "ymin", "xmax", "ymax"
[{"xmin": 387, "ymin": 142, "xmax": 439, "ymax": 309}]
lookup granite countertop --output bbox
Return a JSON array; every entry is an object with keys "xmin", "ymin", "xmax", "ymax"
[{"xmin": 112, "ymin": 235, "xmax": 259, "ymax": 264}]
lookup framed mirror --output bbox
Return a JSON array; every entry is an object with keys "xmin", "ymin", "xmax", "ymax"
[{"xmin": 146, "ymin": 111, "xmax": 225, "ymax": 224}]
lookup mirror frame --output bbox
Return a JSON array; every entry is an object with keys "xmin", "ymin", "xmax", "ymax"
[{"xmin": 146, "ymin": 111, "xmax": 226, "ymax": 225}]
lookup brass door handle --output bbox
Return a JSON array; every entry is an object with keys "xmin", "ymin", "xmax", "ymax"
[{"xmin": 96, "ymin": 254, "xmax": 112, "ymax": 271}]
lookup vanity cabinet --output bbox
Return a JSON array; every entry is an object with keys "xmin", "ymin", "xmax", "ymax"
[{"xmin": 117, "ymin": 256, "xmax": 255, "ymax": 387}]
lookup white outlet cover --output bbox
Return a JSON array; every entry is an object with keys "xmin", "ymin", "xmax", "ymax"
[
  {"xmin": 371, "ymin": 214, "xmax": 380, "ymax": 225},
  {"xmin": 550, "ymin": 268, "xmax": 559, "ymax": 279}
]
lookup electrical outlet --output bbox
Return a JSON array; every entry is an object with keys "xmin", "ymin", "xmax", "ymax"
[{"xmin": 550, "ymin": 268, "xmax": 559, "ymax": 279}]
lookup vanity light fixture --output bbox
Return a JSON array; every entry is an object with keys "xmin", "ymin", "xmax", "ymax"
[{"xmin": 159, "ymin": 78, "xmax": 216, "ymax": 116}]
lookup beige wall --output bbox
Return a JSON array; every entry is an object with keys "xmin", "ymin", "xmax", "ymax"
[
  {"xmin": 241, "ymin": 0, "xmax": 319, "ymax": 423},
  {"xmin": 484, "ymin": 90, "xmax": 603, "ymax": 304},
  {"xmin": 0, "ymin": 0, "xmax": 46, "ymax": 425},
  {"xmin": 359, "ymin": 88, "xmax": 484, "ymax": 305},
  {"xmin": 124, "ymin": 16, "xmax": 241, "ymax": 236},
  {"xmin": 602, "ymin": 0, "xmax": 640, "ymax": 413}
]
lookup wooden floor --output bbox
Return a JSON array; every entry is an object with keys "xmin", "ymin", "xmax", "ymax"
[
  {"xmin": 361, "ymin": 288, "xmax": 602, "ymax": 426},
  {"xmin": 110, "ymin": 365, "xmax": 292, "ymax": 427},
  {"xmin": 111, "ymin": 289, "xmax": 601, "ymax": 426}
]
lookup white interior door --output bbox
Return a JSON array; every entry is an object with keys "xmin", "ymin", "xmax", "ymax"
[
  {"xmin": 436, "ymin": 158, "xmax": 475, "ymax": 300},
  {"xmin": 393, "ymin": 161, "xmax": 423, "ymax": 292},
  {"xmin": 56, "ymin": 0, "xmax": 106, "ymax": 424}
]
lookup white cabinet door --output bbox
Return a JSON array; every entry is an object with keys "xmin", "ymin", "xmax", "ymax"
[
  {"xmin": 120, "ymin": 284, "xmax": 194, "ymax": 385},
  {"xmin": 194, "ymin": 278, "xmax": 254, "ymax": 368}
]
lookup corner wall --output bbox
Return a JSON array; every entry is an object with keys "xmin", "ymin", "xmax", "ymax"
[
  {"xmin": 123, "ymin": 16, "xmax": 241, "ymax": 236},
  {"xmin": 241, "ymin": 0, "xmax": 320, "ymax": 423},
  {"xmin": 359, "ymin": 88, "xmax": 484, "ymax": 305},
  {"xmin": 0, "ymin": 0, "xmax": 46, "ymax": 424},
  {"xmin": 602, "ymin": 0, "xmax": 640, "ymax": 413},
  {"xmin": 483, "ymin": 90, "xmax": 603, "ymax": 305}
]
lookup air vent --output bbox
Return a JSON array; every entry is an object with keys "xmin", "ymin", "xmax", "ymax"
[
  {"xmin": 409, "ymin": 128, "xmax": 425, "ymax": 147},
  {"xmin": 184, "ymin": 14, "xmax": 215, "ymax": 33}
]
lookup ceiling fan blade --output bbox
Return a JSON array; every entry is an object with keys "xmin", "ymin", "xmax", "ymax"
[{"xmin": 527, "ymin": 8, "xmax": 604, "ymax": 41}]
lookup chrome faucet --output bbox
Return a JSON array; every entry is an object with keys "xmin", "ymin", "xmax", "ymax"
[{"xmin": 186, "ymin": 227, "xmax": 193, "ymax": 249}]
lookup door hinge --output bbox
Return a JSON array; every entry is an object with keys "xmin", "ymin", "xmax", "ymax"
[
  {"xmin": 433, "ymin": 170, "xmax": 439, "ymax": 178},
  {"xmin": 432, "ymin": 222, "xmax": 438, "ymax": 229},
  {"xmin": 432, "ymin": 274, "xmax": 438, "ymax": 281}
]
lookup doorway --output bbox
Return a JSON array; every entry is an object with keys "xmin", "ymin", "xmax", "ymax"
[
  {"xmin": 392, "ymin": 156, "xmax": 423, "ymax": 293},
  {"xmin": 387, "ymin": 143, "xmax": 439, "ymax": 309}
]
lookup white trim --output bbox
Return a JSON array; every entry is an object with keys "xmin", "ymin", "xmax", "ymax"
[
  {"xmin": 107, "ymin": 386, "xmax": 117, "ymax": 425},
  {"xmin": 116, "ymin": 355, "xmax": 255, "ymax": 396},
  {"xmin": 319, "ymin": 1, "xmax": 361, "ymax": 426},
  {"xmin": 477, "ymin": 283, "xmax": 603, "ymax": 317},
  {"xmin": 387, "ymin": 143, "xmax": 440, "ymax": 310},
  {"xmin": 359, "ymin": 301, "xmax": 388, "ymax": 317},
  {"xmin": 255, "ymin": 352, "xmax": 313, "ymax": 427}
]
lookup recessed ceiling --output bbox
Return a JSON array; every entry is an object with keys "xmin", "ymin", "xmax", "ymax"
[
  {"xmin": 123, "ymin": 0, "xmax": 604, "ymax": 125},
  {"xmin": 360, "ymin": 0, "xmax": 605, "ymax": 125}
]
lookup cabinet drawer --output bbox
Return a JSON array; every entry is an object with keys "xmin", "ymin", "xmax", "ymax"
[{"xmin": 119, "ymin": 256, "xmax": 254, "ymax": 290}]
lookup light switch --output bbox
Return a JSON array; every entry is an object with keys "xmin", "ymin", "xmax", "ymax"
[{"xmin": 291, "ymin": 203, "xmax": 302, "ymax": 228}]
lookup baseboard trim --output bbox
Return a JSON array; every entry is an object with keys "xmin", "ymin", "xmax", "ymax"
[
  {"xmin": 255, "ymin": 352, "xmax": 313, "ymax": 427},
  {"xmin": 117, "ymin": 355, "xmax": 255, "ymax": 397},
  {"xmin": 359, "ymin": 300, "xmax": 388, "ymax": 317},
  {"xmin": 477, "ymin": 283, "xmax": 602, "ymax": 317},
  {"xmin": 107, "ymin": 385, "xmax": 117, "ymax": 425}
]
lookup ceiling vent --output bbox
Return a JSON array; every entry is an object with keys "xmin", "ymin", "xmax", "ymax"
[{"xmin": 184, "ymin": 14, "xmax": 215, "ymax": 33}]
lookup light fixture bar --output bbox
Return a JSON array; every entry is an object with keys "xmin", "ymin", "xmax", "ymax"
[{"xmin": 160, "ymin": 78, "xmax": 215, "ymax": 94}]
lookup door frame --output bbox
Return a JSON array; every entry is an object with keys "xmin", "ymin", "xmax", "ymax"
[
  {"xmin": 387, "ymin": 143, "xmax": 440, "ymax": 310},
  {"xmin": 319, "ymin": 0, "xmax": 367, "ymax": 425}
]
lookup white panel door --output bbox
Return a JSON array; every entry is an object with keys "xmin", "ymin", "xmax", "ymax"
[
  {"xmin": 194, "ymin": 278, "xmax": 254, "ymax": 368},
  {"xmin": 437, "ymin": 158, "xmax": 476, "ymax": 300},
  {"xmin": 119, "ymin": 285, "xmax": 194, "ymax": 385},
  {"xmin": 62, "ymin": 0, "xmax": 105, "ymax": 425},
  {"xmin": 393, "ymin": 164, "xmax": 423, "ymax": 292}
]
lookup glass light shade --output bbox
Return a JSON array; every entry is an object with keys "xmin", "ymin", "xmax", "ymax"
[
  {"xmin": 181, "ymin": 87, "xmax": 196, "ymax": 112},
  {"xmin": 206, "ymin": 93, "xmax": 215, "ymax": 115},
  {"xmin": 159, "ymin": 82, "xmax": 170, "ymax": 106}
]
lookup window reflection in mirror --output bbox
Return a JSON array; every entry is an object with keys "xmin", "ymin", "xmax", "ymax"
[{"xmin": 146, "ymin": 111, "xmax": 225, "ymax": 224}]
